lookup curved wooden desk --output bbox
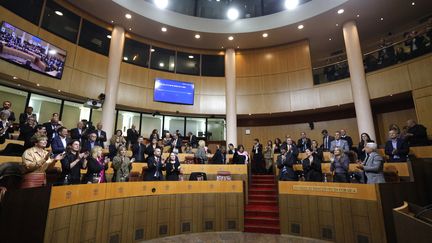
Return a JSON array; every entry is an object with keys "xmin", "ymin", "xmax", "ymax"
[{"xmin": 44, "ymin": 181, "xmax": 244, "ymax": 242}]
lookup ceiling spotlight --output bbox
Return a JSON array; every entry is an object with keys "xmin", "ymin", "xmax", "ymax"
[
  {"xmin": 221, "ymin": 46, "xmax": 224, "ymax": 49},
  {"xmin": 297, "ymin": 24, "xmax": 304, "ymax": 30},
  {"xmin": 227, "ymin": 8, "xmax": 239, "ymax": 20},
  {"xmin": 195, "ymin": 34, "xmax": 200, "ymax": 39},
  {"xmin": 357, "ymin": 14, "xmax": 360, "ymax": 18},
  {"xmin": 36, "ymin": 83, "xmax": 40, "ymax": 86},
  {"xmin": 123, "ymin": 57, "xmax": 128, "ymax": 61},
  {"xmin": 110, "ymin": 20, "xmax": 114, "ymax": 23},
  {"xmin": 228, "ymin": 36, "xmax": 234, "ymax": 40},
  {"xmin": 380, "ymin": 17, "xmax": 384, "ymax": 21},
  {"xmin": 285, "ymin": 0, "xmax": 299, "ymax": 10},
  {"xmin": 58, "ymin": 89, "xmax": 61, "ymax": 92},
  {"xmin": 188, "ymin": 55, "xmax": 194, "ymax": 59},
  {"xmin": 12, "ymin": 76, "xmax": 18, "ymax": 80},
  {"xmin": 106, "ymin": 35, "xmax": 112, "ymax": 39},
  {"xmin": 55, "ymin": 11, "xmax": 63, "ymax": 16},
  {"xmin": 159, "ymin": 62, "xmax": 165, "ymax": 67},
  {"xmin": 125, "ymin": 13, "xmax": 132, "ymax": 19},
  {"xmin": 336, "ymin": 23, "xmax": 339, "ymax": 27},
  {"xmin": 262, "ymin": 33, "xmax": 268, "ymax": 38},
  {"xmin": 337, "ymin": 9, "xmax": 344, "ymax": 14},
  {"xmin": 48, "ymin": 49, "xmax": 57, "ymax": 55},
  {"xmin": 237, "ymin": 46, "xmax": 240, "ymax": 49},
  {"xmin": 411, "ymin": 2, "xmax": 415, "ymax": 6},
  {"xmin": 161, "ymin": 27, "xmax": 167, "ymax": 32},
  {"xmin": 329, "ymin": 38, "xmax": 332, "ymax": 41},
  {"xmin": 151, "ymin": 48, "xmax": 155, "ymax": 52},
  {"xmin": 154, "ymin": 0, "xmax": 168, "ymax": 9}
]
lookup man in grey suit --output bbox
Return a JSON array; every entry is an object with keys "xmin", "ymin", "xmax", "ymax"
[
  {"xmin": 330, "ymin": 131, "xmax": 350, "ymax": 152},
  {"xmin": 357, "ymin": 142, "xmax": 386, "ymax": 184}
]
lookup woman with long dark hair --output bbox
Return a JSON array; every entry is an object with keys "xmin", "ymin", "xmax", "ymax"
[
  {"xmin": 357, "ymin": 133, "xmax": 374, "ymax": 162},
  {"xmin": 60, "ymin": 139, "xmax": 88, "ymax": 185},
  {"xmin": 165, "ymin": 152, "xmax": 181, "ymax": 181},
  {"xmin": 302, "ymin": 148, "xmax": 323, "ymax": 182}
]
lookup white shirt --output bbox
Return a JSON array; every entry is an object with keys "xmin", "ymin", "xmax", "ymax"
[{"xmin": 61, "ymin": 137, "xmax": 67, "ymax": 149}]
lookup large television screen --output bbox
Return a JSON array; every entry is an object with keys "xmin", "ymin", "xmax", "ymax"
[
  {"xmin": 154, "ymin": 78, "xmax": 194, "ymax": 105},
  {"xmin": 0, "ymin": 21, "xmax": 66, "ymax": 79}
]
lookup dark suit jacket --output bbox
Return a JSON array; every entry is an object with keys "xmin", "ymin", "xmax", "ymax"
[
  {"xmin": 95, "ymin": 130, "xmax": 107, "ymax": 147},
  {"xmin": 321, "ymin": 135, "xmax": 335, "ymax": 151},
  {"xmin": 132, "ymin": 143, "xmax": 146, "ymax": 162},
  {"xmin": 19, "ymin": 113, "xmax": 37, "ymax": 126},
  {"xmin": 341, "ymin": 135, "xmax": 353, "ymax": 149},
  {"xmin": 277, "ymin": 152, "xmax": 298, "ymax": 181},
  {"xmin": 302, "ymin": 154, "xmax": 323, "ymax": 182},
  {"xmin": 18, "ymin": 124, "xmax": 36, "ymax": 149},
  {"xmin": 51, "ymin": 135, "xmax": 71, "ymax": 155},
  {"xmin": 127, "ymin": 129, "xmax": 139, "ymax": 144},
  {"xmin": 43, "ymin": 122, "xmax": 59, "ymax": 144},
  {"xmin": 407, "ymin": 124, "xmax": 429, "ymax": 146},
  {"xmin": 81, "ymin": 140, "xmax": 103, "ymax": 153},
  {"xmin": 0, "ymin": 120, "xmax": 13, "ymax": 144},
  {"xmin": 189, "ymin": 135, "xmax": 198, "ymax": 147},
  {"xmin": 70, "ymin": 128, "xmax": 85, "ymax": 142},
  {"xmin": 385, "ymin": 138, "xmax": 409, "ymax": 162},
  {"xmin": 297, "ymin": 138, "xmax": 312, "ymax": 152},
  {"xmin": 212, "ymin": 149, "xmax": 226, "ymax": 164},
  {"xmin": 144, "ymin": 156, "xmax": 164, "ymax": 181},
  {"xmin": 171, "ymin": 138, "xmax": 182, "ymax": 152},
  {"xmin": 82, "ymin": 157, "xmax": 107, "ymax": 184},
  {"xmin": 1, "ymin": 108, "xmax": 15, "ymax": 122}
]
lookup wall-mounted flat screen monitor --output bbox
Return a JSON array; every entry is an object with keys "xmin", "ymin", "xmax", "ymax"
[
  {"xmin": 0, "ymin": 21, "xmax": 67, "ymax": 79},
  {"xmin": 154, "ymin": 78, "xmax": 194, "ymax": 105}
]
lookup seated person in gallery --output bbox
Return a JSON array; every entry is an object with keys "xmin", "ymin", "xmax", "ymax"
[
  {"xmin": 195, "ymin": 140, "xmax": 208, "ymax": 164},
  {"xmin": 357, "ymin": 143, "xmax": 386, "ymax": 184},
  {"xmin": 302, "ymin": 148, "xmax": 323, "ymax": 182},
  {"xmin": 212, "ymin": 145, "xmax": 227, "ymax": 164},
  {"xmin": 232, "ymin": 145, "xmax": 249, "ymax": 164},
  {"xmin": 385, "ymin": 129, "xmax": 409, "ymax": 162},
  {"xmin": 277, "ymin": 145, "xmax": 298, "ymax": 181},
  {"xmin": 405, "ymin": 119, "xmax": 429, "ymax": 146},
  {"xmin": 144, "ymin": 147, "xmax": 165, "ymax": 181},
  {"xmin": 227, "ymin": 143, "xmax": 236, "ymax": 154}
]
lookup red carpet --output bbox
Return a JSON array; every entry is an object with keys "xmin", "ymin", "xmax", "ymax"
[{"xmin": 244, "ymin": 175, "xmax": 280, "ymax": 234}]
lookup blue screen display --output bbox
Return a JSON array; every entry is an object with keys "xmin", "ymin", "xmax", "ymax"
[{"xmin": 154, "ymin": 78, "xmax": 195, "ymax": 105}]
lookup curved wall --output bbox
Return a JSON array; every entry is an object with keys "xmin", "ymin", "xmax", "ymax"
[{"xmin": 0, "ymin": 4, "xmax": 430, "ymax": 122}]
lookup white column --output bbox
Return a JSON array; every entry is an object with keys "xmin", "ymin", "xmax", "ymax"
[
  {"xmin": 101, "ymin": 25, "xmax": 125, "ymax": 140},
  {"xmin": 225, "ymin": 48, "xmax": 237, "ymax": 147},
  {"xmin": 342, "ymin": 21, "xmax": 376, "ymax": 140}
]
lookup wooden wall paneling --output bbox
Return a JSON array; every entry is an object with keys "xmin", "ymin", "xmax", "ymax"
[
  {"xmin": 262, "ymin": 92, "xmax": 291, "ymax": 113},
  {"xmin": 414, "ymin": 95, "xmax": 432, "ymax": 135},
  {"xmin": 200, "ymin": 76, "xmax": 226, "ymax": 95},
  {"xmin": 0, "ymin": 6, "xmax": 39, "ymax": 35},
  {"xmin": 202, "ymin": 194, "xmax": 217, "ymax": 232},
  {"xmin": 199, "ymin": 95, "xmax": 226, "ymax": 114},
  {"xmin": 367, "ymin": 65, "xmax": 412, "ymax": 99},
  {"xmin": 119, "ymin": 62, "xmax": 150, "ymax": 88},
  {"xmin": 236, "ymin": 76, "xmax": 262, "ymax": 95},
  {"xmin": 73, "ymin": 47, "xmax": 108, "ymax": 78},
  {"xmin": 192, "ymin": 194, "xmax": 204, "ymax": 233},
  {"xmin": 69, "ymin": 70, "xmax": 106, "ymax": 99},
  {"xmin": 261, "ymin": 72, "xmax": 290, "ymax": 93},
  {"xmin": 27, "ymin": 66, "xmax": 73, "ymax": 92},
  {"xmin": 117, "ymin": 83, "xmax": 148, "ymax": 108},
  {"xmin": 236, "ymin": 94, "xmax": 265, "ymax": 115},
  {"xmin": 290, "ymin": 88, "xmax": 320, "ymax": 111},
  {"xmin": 132, "ymin": 196, "xmax": 150, "ymax": 241},
  {"xmin": 331, "ymin": 198, "xmax": 345, "ymax": 242},
  {"xmin": 408, "ymin": 55, "xmax": 432, "ymax": 90},
  {"xmin": 257, "ymin": 49, "xmax": 280, "ymax": 76},
  {"xmin": 38, "ymin": 29, "xmax": 77, "ymax": 68},
  {"xmin": 0, "ymin": 59, "xmax": 31, "ymax": 80},
  {"xmin": 318, "ymin": 81, "xmax": 353, "ymax": 107},
  {"xmin": 288, "ymin": 69, "xmax": 314, "ymax": 91},
  {"xmin": 375, "ymin": 109, "xmax": 416, "ymax": 145}
]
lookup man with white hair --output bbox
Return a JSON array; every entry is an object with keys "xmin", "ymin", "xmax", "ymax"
[{"xmin": 357, "ymin": 142, "xmax": 385, "ymax": 183}]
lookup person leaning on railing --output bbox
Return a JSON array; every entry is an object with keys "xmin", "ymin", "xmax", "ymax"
[{"xmin": 22, "ymin": 134, "xmax": 64, "ymax": 174}]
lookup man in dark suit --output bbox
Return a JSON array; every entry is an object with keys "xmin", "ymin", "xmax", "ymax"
[
  {"xmin": 385, "ymin": 129, "xmax": 409, "ymax": 162},
  {"xmin": 126, "ymin": 124, "xmax": 139, "ymax": 149},
  {"xmin": 70, "ymin": 121, "xmax": 85, "ymax": 142},
  {"xmin": 132, "ymin": 136, "xmax": 146, "ymax": 162},
  {"xmin": 81, "ymin": 131, "xmax": 103, "ymax": 153},
  {"xmin": 1, "ymin": 101, "xmax": 15, "ymax": 122},
  {"xmin": 187, "ymin": 132, "xmax": 198, "ymax": 148},
  {"xmin": 51, "ymin": 126, "xmax": 70, "ymax": 156},
  {"xmin": 19, "ymin": 106, "xmax": 37, "ymax": 127},
  {"xmin": 321, "ymin": 129, "xmax": 334, "ymax": 152},
  {"xmin": 277, "ymin": 145, "xmax": 298, "ymax": 181},
  {"xmin": 144, "ymin": 147, "xmax": 164, "ymax": 181},
  {"xmin": 340, "ymin": 129, "xmax": 354, "ymax": 149},
  {"xmin": 212, "ymin": 145, "xmax": 227, "ymax": 164},
  {"xmin": 227, "ymin": 143, "xmax": 236, "ymax": 155},
  {"xmin": 18, "ymin": 116, "xmax": 37, "ymax": 148},
  {"xmin": 0, "ymin": 110, "xmax": 14, "ymax": 144},
  {"xmin": 43, "ymin": 114, "xmax": 61, "ymax": 145},
  {"xmin": 405, "ymin": 119, "xmax": 429, "ymax": 146},
  {"xmin": 330, "ymin": 131, "xmax": 350, "ymax": 152},
  {"xmin": 95, "ymin": 122, "xmax": 107, "ymax": 148},
  {"xmin": 283, "ymin": 137, "xmax": 299, "ymax": 158},
  {"xmin": 171, "ymin": 133, "xmax": 182, "ymax": 153},
  {"xmin": 297, "ymin": 132, "xmax": 312, "ymax": 153}
]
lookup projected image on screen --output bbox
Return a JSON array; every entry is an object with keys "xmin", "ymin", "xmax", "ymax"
[
  {"xmin": 0, "ymin": 21, "xmax": 67, "ymax": 79},
  {"xmin": 154, "ymin": 79, "xmax": 195, "ymax": 105}
]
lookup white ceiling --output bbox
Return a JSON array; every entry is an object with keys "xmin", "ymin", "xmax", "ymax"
[{"xmin": 67, "ymin": 0, "xmax": 432, "ymax": 62}]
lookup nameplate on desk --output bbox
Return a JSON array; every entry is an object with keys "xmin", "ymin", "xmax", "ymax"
[{"xmin": 292, "ymin": 185, "xmax": 358, "ymax": 194}]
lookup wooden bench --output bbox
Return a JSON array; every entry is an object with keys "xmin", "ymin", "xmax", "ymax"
[{"xmin": 0, "ymin": 139, "xmax": 24, "ymax": 151}]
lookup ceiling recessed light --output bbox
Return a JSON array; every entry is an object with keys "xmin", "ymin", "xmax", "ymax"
[
  {"xmin": 154, "ymin": 0, "xmax": 168, "ymax": 9},
  {"xmin": 123, "ymin": 57, "xmax": 128, "ymax": 61},
  {"xmin": 227, "ymin": 8, "xmax": 239, "ymax": 20},
  {"xmin": 285, "ymin": 0, "xmax": 299, "ymax": 10},
  {"xmin": 262, "ymin": 33, "xmax": 268, "ymax": 38},
  {"xmin": 380, "ymin": 17, "xmax": 384, "ymax": 21},
  {"xmin": 106, "ymin": 35, "xmax": 111, "ymax": 39},
  {"xmin": 159, "ymin": 62, "xmax": 165, "ymax": 67},
  {"xmin": 12, "ymin": 76, "xmax": 18, "ymax": 80},
  {"xmin": 161, "ymin": 27, "xmax": 167, "ymax": 32},
  {"xmin": 228, "ymin": 36, "xmax": 234, "ymax": 40},
  {"xmin": 48, "ymin": 50, "xmax": 57, "ymax": 55},
  {"xmin": 297, "ymin": 24, "xmax": 304, "ymax": 29},
  {"xmin": 129, "ymin": 28, "xmax": 132, "ymax": 31},
  {"xmin": 195, "ymin": 34, "xmax": 200, "ymax": 39},
  {"xmin": 411, "ymin": 2, "xmax": 415, "ymax": 6},
  {"xmin": 337, "ymin": 9, "xmax": 344, "ymax": 14},
  {"xmin": 221, "ymin": 46, "xmax": 224, "ymax": 49},
  {"xmin": 36, "ymin": 83, "xmax": 40, "ymax": 86},
  {"xmin": 110, "ymin": 20, "xmax": 114, "ymax": 23},
  {"xmin": 58, "ymin": 89, "xmax": 61, "ymax": 92},
  {"xmin": 237, "ymin": 46, "xmax": 240, "ymax": 49},
  {"xmin": 329, "ymin": 38, "xmax": 332, "ymax": 41},
  {"xmin": 356, "ymin": 14, "xmax": 360, "ymax": 18},
  {"xmin": 17, "ymin": 84, "xmax": 21, "ymax": 86},
  {"xmin": 125, "ymin": 13, "xmax": 132, "ymax": 19},
  {"xmin": 55, "ymin": 11, "xmax": 63, "ymax": 16},
  {"xmin": 336, "ymin": 23, "xmax": 339, "ymax": 27},
  {"xmin": 151, "ymin": 48, "xmax": 155, "ymax": 52},
  {"xmin": 188, "ymin": 55, "xmax": 194, "ymax": 59}
]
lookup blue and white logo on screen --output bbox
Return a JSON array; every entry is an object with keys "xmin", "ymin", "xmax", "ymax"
[{"xmin": 154, "ymin": 78, "xmax": 195, "ymax": 105}]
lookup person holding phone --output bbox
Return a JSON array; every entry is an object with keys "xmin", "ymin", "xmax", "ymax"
[
  {"xmin": 112, "ymin": 145, "xmax": 134, "ymax": 182},
  {"xmin": 60, "ymin": 139, "xmax": 88, "ymax": 185},
  {"xmin": 82, "ymin": 146, "xmax": 108, "ymax": 183}
]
